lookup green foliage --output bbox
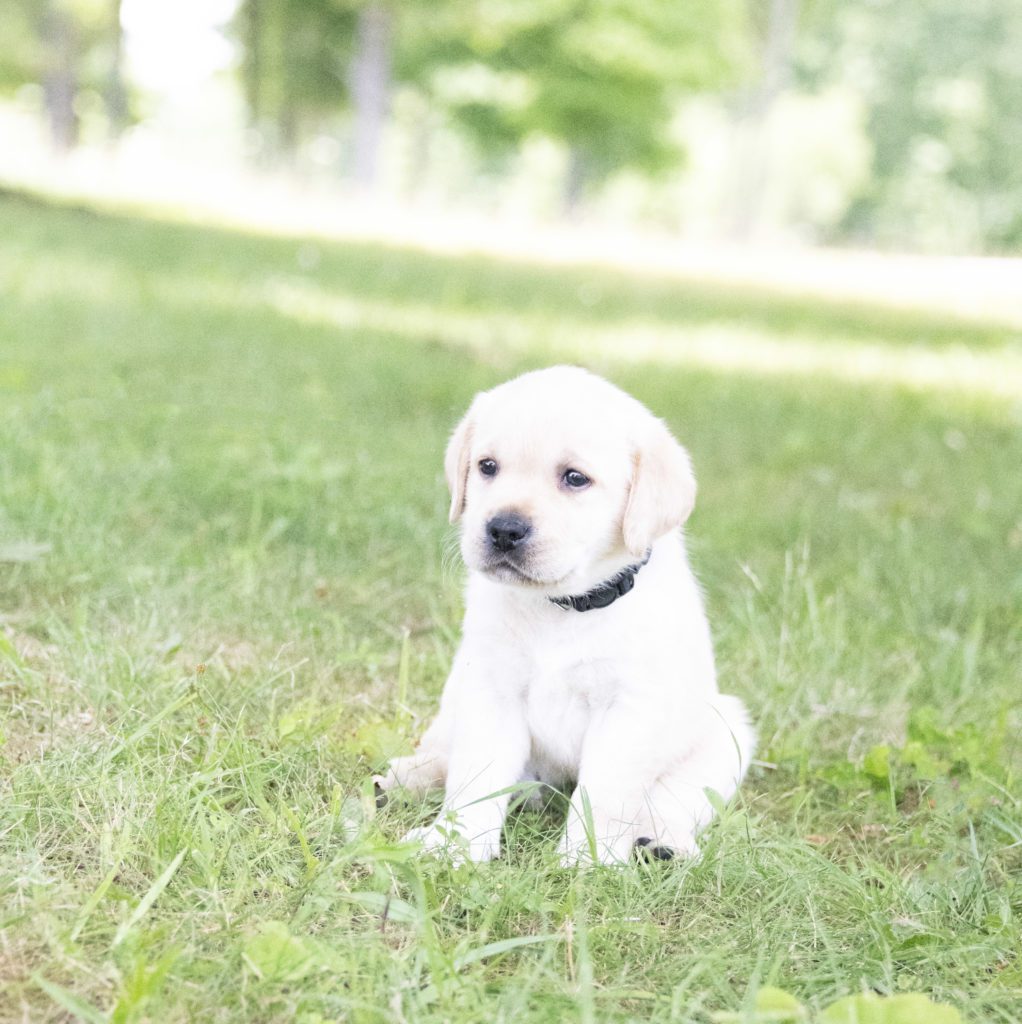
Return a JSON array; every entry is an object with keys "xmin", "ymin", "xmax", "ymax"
[
  {"xmin": 235, "ymin": 0, "xmax": 359, "ymax": 150},
  {"xmin": 0, "ymin": 0, "xmax": 41, "ymax": 91},
  {"xmin": 243, "ymin": 921, "xmax": 321, "ymax": 981},
  {"xmin": 3, "ymin": 0, "xmax": 116, "ymax": 87},
  {"xmin": 799, "ymin": 0, "xmax": 1022, "ymax": 250},
  {"xmin": 820, "ymin": 992, "xmax": 960, "ymax": 1024},
  {"xmin": 817, "ymin": 706, "xmax": 1014, "ymax": 823},
  {"xmin": 716, "ymin": 986, "xmax": 962, "ymax": 1023},
  {"xmin": 1, "ymin": 193, "xmax": 1020, "ymax": 1022},
  {"xmin": 230, "ymin": 0, "xmax": 755, "ymax": 180},
  {"xmin": 402, "ymin": 0, "xmax": 750, "ymax": 185},
  {"xmin": 0, "ymin": 0, "xmax": 131, "ymax": 142}
]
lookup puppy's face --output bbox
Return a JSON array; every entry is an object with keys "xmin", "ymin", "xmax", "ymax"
[{"xmin": 446, "ymin": 368, "xmax": 696, "ymax": 594}]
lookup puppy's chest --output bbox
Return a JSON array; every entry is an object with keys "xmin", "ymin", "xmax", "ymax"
[{"xmin": 524, "ymin": 656, "xmax": 618, "ymax": 778}]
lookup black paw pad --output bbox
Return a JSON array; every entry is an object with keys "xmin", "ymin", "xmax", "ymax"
[
  {"xmin": 634, "ymin": 837, "xmax": 674, "ymax": 862},
  {"xmin": 373, "ymin": 781, "xmax": 388, "ymax": 809}
]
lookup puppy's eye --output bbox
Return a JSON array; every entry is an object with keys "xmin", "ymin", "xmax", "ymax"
[
  {"xmin": 562, "ymin": 468, "xmax": 591, "ymax": 489},
  {"xmin": 479, "ymin": 459, "xmax": 498, "ymax": 477}
]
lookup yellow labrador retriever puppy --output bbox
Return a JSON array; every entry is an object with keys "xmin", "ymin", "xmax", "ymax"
[{"xmin": 378, "ymin": 366, "xmax": 754, "ymax": 864}]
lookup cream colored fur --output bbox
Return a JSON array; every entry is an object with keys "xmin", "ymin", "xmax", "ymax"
[{"xmin": 378, "ymin": 366, "xmax": 754, "ymax": 864}]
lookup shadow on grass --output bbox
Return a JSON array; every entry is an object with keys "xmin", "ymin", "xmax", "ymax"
[{"xmin": 1, "ymin": 188, "xmax": 1017, "ymax": 353}]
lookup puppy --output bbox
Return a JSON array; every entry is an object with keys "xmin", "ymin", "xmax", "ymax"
[{"xmin": 378, "ymin": 366, "xmax": 754, "ymax": 864}]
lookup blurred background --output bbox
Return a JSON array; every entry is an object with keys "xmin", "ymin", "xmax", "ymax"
[{"xmin": 2, "ymin": 0, "xmax": 1021, "ymax": 261}]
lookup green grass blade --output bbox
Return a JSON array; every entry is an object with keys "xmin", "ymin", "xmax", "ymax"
[
  {"xmin": 69, "ymin": 862, "xmax": 120, "ymax": 942},
  {"xmin": 112, "ymin": 850, "xmax": 186, "ymax": 949},
  {"xmin": 453, "ymin": 933, "xmax": 562, "ymax": 972},
  {"xmin": 33, "ymin": 976, "xmax": 107, "ymax": 1024}
]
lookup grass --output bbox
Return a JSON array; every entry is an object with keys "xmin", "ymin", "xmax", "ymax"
[{"xmin": 0, "ymin": 189, "xmax": 1020, "ymax": 1024}]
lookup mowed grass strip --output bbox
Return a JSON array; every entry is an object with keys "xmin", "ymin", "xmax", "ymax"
[{"xmin": 0, "ymin": 192, "xmax": 1020, "ymax": 1023}]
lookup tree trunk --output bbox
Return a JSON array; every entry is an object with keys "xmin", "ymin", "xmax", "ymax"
[
  {"xmin": 105, "ymin": 0, "xmax": 128, "ymax": 140},
  {"xmin": 350, "ymin": 2, "xmax": 391, "ymax": 189},
  {"xmin": 729, "ymin": 0, "xmax": 800, "ymax": 238},
  {"xmin": 759, "ymin": 0, "xmax": 799, "ymax": 108},
  {"xmin": 243, "ymin": 0, "xmax": 262, "ymax": 127},
  {"xmin": 41, "ymin": 3, "xmax": 79, "ymax": 153},
  {"xmin": 563, "ymin": 147, "xmax": 589, "ymax": 220},
  {"xmin": 279, "ymin": 103, "xmax": 299, "ymax": 164},
  {"xmin": 403, "ymin": 94, "xmax": 433, "ymax": 199}
]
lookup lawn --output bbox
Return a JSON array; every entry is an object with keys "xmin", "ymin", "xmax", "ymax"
[{"xmin": 1, "ymin": 190, "xmax": 1020, "ymax": 1024}]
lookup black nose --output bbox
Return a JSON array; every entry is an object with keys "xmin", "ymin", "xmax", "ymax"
[{"xmin": 487, "ymin": 513, "xmax": 532, "ymax": 553}]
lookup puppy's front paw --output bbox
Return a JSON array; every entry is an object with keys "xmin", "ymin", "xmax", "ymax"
[
  {"xmin": 466, "ymin": 832, "xmax": 502, "ymax": 863},
  {"xmin": 371, "ymin": 775, "xmax": 389, "ymax": 808},
  {"xmin": 558, "ymin": 841, "xmax": 595, "ymax": 869},
  {"xmin": 402, "ymin": 821, "xmax": 457, "ymax": 855},
  {"xmin": 558, "ymin": 826, "xmax": 699, "ymax": 867},
  {"xmin": 557, "ymin": 832, "xmax": 627, "ymax": 868},
  {"xmin": 403, "ymin": 817, "xmax": 501, "ymax": 864}
]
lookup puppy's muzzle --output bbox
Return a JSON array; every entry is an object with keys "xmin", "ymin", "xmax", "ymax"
[{"xmin": 486, "ymin": 512, "xmax": 532, "ymax": 554}]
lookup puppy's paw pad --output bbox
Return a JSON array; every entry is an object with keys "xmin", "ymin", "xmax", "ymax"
[
  {"xmin": 634, "ymin": 836, "xmax": 675, "ymax": 861},
  {"xmin": 634, "ymin": 835, "xmax": 698, "ymax": 862}
]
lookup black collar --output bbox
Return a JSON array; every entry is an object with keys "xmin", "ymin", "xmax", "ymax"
[{"xmin": 549, "ymin": 550, "xmax": 652, "ymax": 613}]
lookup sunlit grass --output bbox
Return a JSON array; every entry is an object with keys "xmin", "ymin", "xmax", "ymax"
[
  {"xmin": 264, "ymin": 277, "xmax": 1022, "ymax": 400},
  {"xmin": 1, "ymin": 193, "xmax": 1020, "ymax": 1023}
]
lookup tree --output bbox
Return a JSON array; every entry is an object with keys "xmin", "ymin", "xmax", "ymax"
[
  {"xmin": 0, "ymin": 0, "xmax": 130, "ymax": 151},
  {"xmin": 350, "ymin": 2, "xmax": 391, "ymax": 187},
  {"xmin": 103, "ymin": 0, "xmax": 127, "ymax": 140},
  {"xmin": 0, "ymin": 1, "xmax": 44, "ymax": 99},
  {"xmin": 728, "ymin": 0, "xmax": 801, "ymax": 237},
  {"xmin": 798, "ymin": 0, "xmax": 1022, "ymax": 250},
  {"xmin": 236, "ymin": 0, "xmax": 357, "ymax": 160},
  {"xmin": 40, "ymin": 1, "xmax": 80, "ymax": 151},
  {"xmin": 399, "ymin": 0, "xmax": 750, "ymax": 210},
  {"xmin": 231, "ymin": 0, "xmax": 750, "ymax": 200},
  {"xmin": 236, "ymin": 0, "xmax": 432, "ymax": 185}
]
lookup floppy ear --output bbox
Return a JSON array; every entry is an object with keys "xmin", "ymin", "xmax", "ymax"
[
  {"xmin": 622, "ymin": 418, "xmax": 697, "ymax": 556},
  {"xmin": 444, "ymin": 399, "xmax": 478, "ymax": 523}
]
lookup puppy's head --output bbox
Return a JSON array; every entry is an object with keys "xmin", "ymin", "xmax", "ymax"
[{"xmin": 445, "ymin": 367, "xmax": 696, "ymax": 594}]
